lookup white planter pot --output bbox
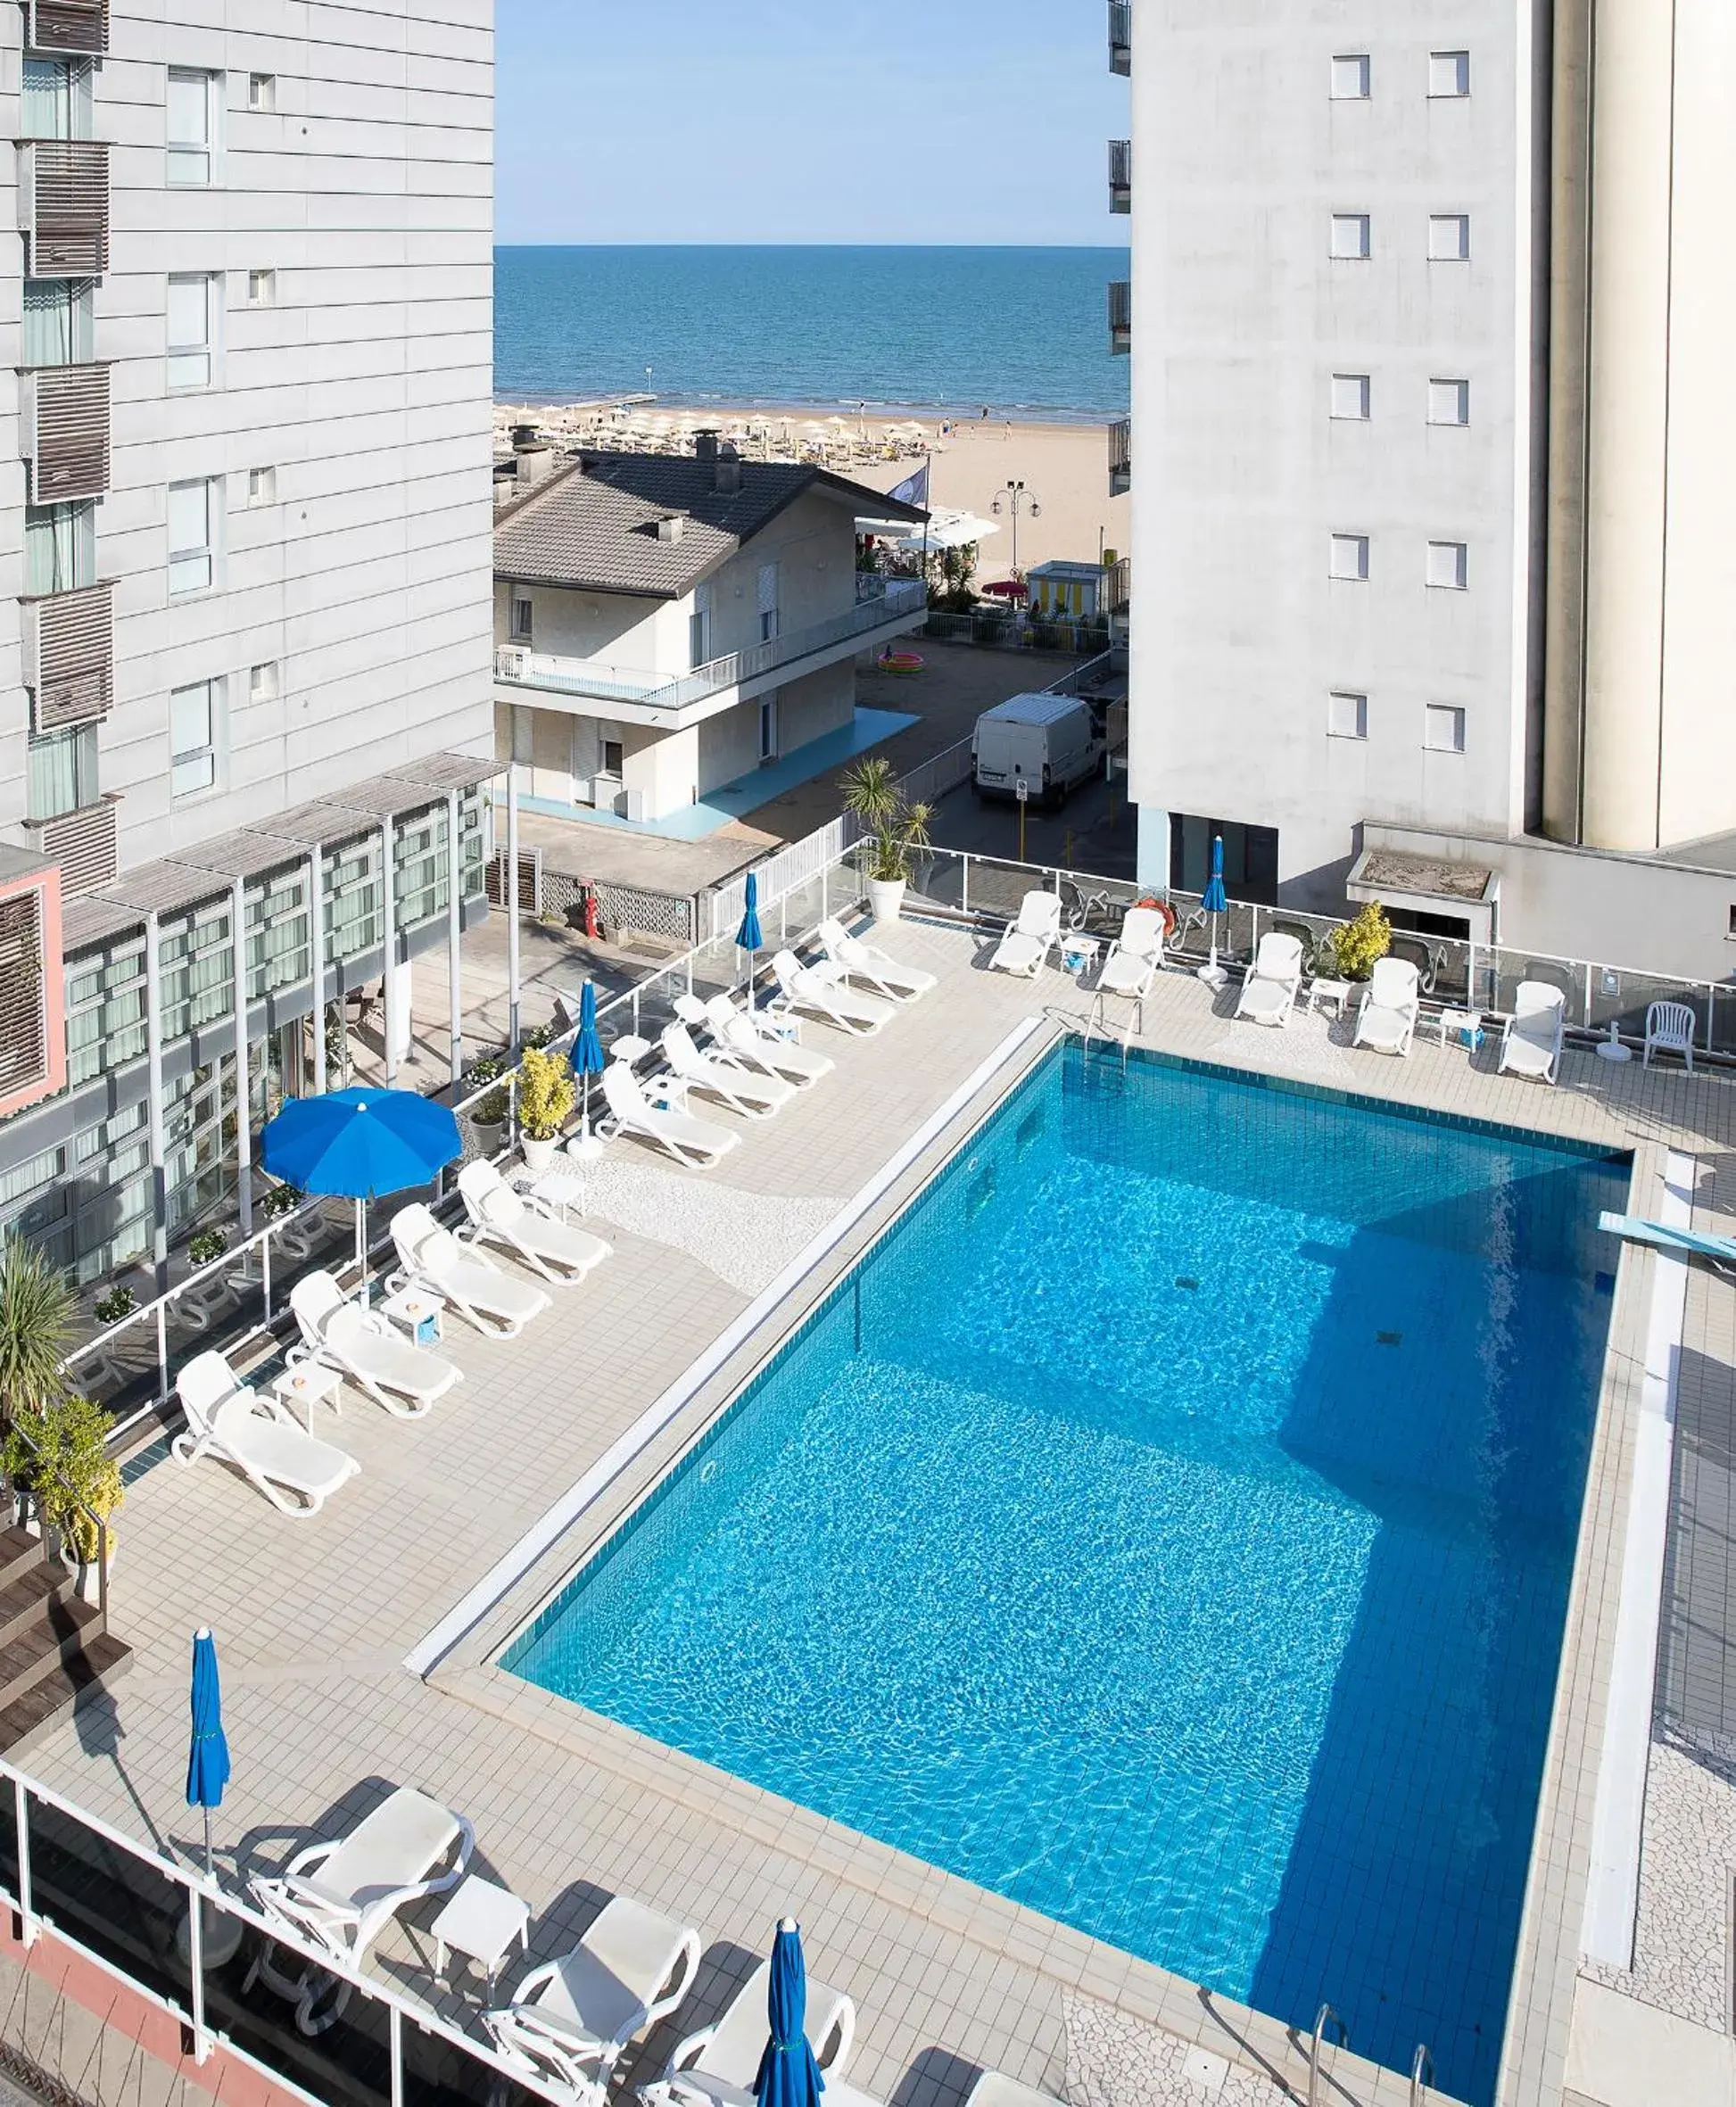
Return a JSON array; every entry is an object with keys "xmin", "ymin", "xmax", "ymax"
[
  {"xmin": 867, "ymin": 877, "xmax": 906, "ymax": 925},
  {"xmin": 73, "ymin": 1543, "xmax": 115, "ymax": 1607},
  {"xmin": 521, "ymin": 1135, "xmax": 558, "ymax": 1175}
]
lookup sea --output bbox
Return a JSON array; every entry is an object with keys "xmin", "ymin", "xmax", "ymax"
[{"xmin": 494, "ymin": 245, "xmax": 1131, "ymax": 423}]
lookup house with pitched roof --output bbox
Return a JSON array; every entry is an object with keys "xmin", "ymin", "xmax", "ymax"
[{"xmin": 492, "ymin": 434, "xmax": 929, "ymax": 825}]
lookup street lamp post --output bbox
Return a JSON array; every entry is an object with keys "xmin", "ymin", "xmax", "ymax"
[{"xmin": 991, "ymin": 479, "xmax": 1041, "ymax": 576}]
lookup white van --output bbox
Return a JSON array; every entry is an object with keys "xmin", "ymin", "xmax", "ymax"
[{"xmin": 971, "ymin": 693, "xmax": 1103, "ymax": 809}]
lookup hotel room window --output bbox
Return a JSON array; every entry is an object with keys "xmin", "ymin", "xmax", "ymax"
[
  {"xmin": 1328, "ymin": 691, "xmax": 1368, "ymax": 740},
  {"xmin": 168, "ymin": 477, "xmax": 219, "ymax": 596},
  {"xmin": 1427, "ymin": 379, "xmax": 1470, "ymax": 426},
  {"xmin": 1425, "ymin": 706, "xmax": 1467, "ymax": 755},
  {"xmin": 1426, "ymin": 541, "xmax": 1468, "ymax": 590},
  {"xmin": 1330, "ymin": 214, "xmax": 1371, "ymax": 260},
  {"xmin": 509, "ymin": 593, "xmax": 533, "ymax": 643},
  {"xmin": 167, "ymin": 67, "xmax": 219, "ymax": 186},
  {"xmin": 170, "ymin": 679, "xmax": 220, "ymax": 797},
  {"xmin": 1330, "ymin": 374, "xmax": 1370, "ymax": 421},
  {"xmin": 1428, "ymin": 214, "xmax": 1471, "ymax": 261},
  {"xmin": 1429, "ymin": 52, "xmax": 1471, "ymax": 97},
  {"xmin": 1329, "ymin": 534, "xmax": 1370, "ymax": 582},
  {"xmin": 167, "ymin": 273, "xmax": 219, "ymax": 390},
  {"xmin": 1329, "ymin": 54, "xmax": 1370, "ymax": 100}
]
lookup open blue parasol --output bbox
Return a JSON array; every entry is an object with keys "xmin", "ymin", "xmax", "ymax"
[
  {"xmin": 260, "ymin": 1087, "xmax": 461, "ymax": 1293},
  {"xmin": 755, "ymin": 1921, "xmax": 824, "ymax": 2107}
]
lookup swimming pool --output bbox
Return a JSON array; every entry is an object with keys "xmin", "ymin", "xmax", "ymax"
[{"xmin": 505, "ymin": 1043, "xmax": 1628, "ymax": 2105}]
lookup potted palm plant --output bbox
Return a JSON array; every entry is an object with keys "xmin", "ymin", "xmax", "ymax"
[
  {"xmin": 517, "ymin": 1045, "xmax": 577, "ymax": 1174},
  {"xmin": 839, "ymin": 757, "xmax": 935, "ymax": 925},
  {"xmin": 0, "ymin": 1237, "xmax": 76, "ymax": 1438}
]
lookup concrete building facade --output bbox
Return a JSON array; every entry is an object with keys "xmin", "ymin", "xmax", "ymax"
[
  {"xmin": 0, "ymin": 0, "xmax": 495, "ymax": 1286},
  {"xmin": 1122, "ymin": 1, "xmax": 1736, "ymax": 947}
]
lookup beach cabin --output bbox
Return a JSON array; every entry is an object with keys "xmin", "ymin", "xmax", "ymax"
[
  {"xmin": 1025, "ymin": 559, "xmax": 1110, "ymax": 622},
  {"xmin": 491, "ymin": 436, "xmax": 927, "ymax": 826}
]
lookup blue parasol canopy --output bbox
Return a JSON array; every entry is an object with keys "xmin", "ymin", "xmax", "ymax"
[
  {"xmin": 736, "ymin": 870, "xmax": 765, "ymax": 954},
  {"xmin": 755, "ymin": 1921, "xmax": 823, "ymax": 2107},
  {"xmin": 1202, "ymin": 834, "xmax": 1228, "ymax": 916},
  {"xmin": 260, "ymin": 1087, "xmax": 461, "ymax": 1200},
  {"xmin": 573, "ymin": 982, "xmax": 606, "ymax": 1078}
]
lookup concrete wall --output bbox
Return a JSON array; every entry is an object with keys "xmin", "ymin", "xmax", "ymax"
[
  {"xmin": 1367, "ymin": 822, "xmax": 1736, "ymax": 984},
  {"xmin": 1128, "ymin": 4, "xmax": 1541, "ymax": 907},
  {"xmin": 500, "ymin": 577, "xmax": 682, "ymax": 675},
  {"xmin": 0, "ymin": 3, "xmax": 497, "ymax": 867},
  {"xmin": 0, "ymin": 41, "xmax": 18, "ymax": 819}
]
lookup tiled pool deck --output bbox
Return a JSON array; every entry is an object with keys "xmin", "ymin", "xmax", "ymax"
[{"xmin": 21, "ymin": 918, "xmax": 1736, "ymax": 2107}]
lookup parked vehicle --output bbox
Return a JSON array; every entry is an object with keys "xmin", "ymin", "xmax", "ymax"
[{"xmin": 971, "ymin": 693, "xmax": 1104, "ymax": 809}]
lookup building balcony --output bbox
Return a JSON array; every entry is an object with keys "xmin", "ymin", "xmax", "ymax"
[
  {"xmin": 0, "ymin": 857, "xmax": 63, "ymax": 1120},
  {"xmin": 1109, "ymin": 280, "xmax": 1131, "ymax": 355},
  {"xmin": 1106, "ymin": 557, "xmax": 1130, "ymax": 615},
  {"xmin": 1108, "ymin": 1, "xmax": 1130, "ymax": 74},
  {"xmin": 21, "ymin": 583, "xmax": 112, "ymax": 729},
  {"xmin": 25, "ymin": 0, "xmax": 109, "ymax": 54},
  {"xmin": 1109, "ymin": 138, "xmax": 1131, "ymax": 213},
  {"xmin": 1109, "ymin": 418, "xmax": 1130, "ymax": 496},
  {"xmin": 17, "ymin": 139, "xmax": 110, "ymax": 277},
  {"xmin": 19, "ymin": 363, "xmax": 111, "ymax": 505},
  {"xmin": 494, "ymin": 575, "xmax": 929, "ymax": 729},
  {"xmin": 24, "ymin": 795, "xmax": 119, "ymax": 903}
]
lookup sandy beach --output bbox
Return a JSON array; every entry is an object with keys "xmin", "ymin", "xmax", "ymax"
[{"xmin": 493, "ymin": 401, "xmax": 1128, "ymax": 583}]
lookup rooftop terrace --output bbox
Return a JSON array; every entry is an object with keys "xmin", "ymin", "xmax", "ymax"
[{"xmin": 14, "ymin": 898, "xmax": 1736, "ymax": 2107}]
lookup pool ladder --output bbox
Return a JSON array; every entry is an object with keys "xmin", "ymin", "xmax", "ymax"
[{"xmin": 1305, "ymin": 2006, "xmax": 1433, "ymax": 2107}]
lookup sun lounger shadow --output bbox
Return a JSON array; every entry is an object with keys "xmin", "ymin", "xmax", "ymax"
[{"xmin": 889, "ymin": 2046, "xmax": 988, "ymax": 2107}]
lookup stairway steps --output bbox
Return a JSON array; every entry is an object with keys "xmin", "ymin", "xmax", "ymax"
[
  {"xmin": 0, "ymin": 1524, "xmax": 45, "ymax": 1594},
  {"xmin": 0, "ymin": 1632, "xmax": 132, "ymax": 1757},
  {"xmin": 0, "ymin": 1560, "xmax": 78, "ymax": 1653}
]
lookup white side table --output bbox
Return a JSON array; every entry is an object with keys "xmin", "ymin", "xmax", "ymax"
[
  {"xmin": 607, "ymin": 1035, "xmax": 652, "ymax": 1068},
  {"xmin": 269, "ymin": 1360, "xmax": 344, "ymax": 1431},
  {"xmin": 430, "ymin": 1874, "xmax": 532, "ymax": 1991},
  {"xmin": 1059, "ymin": 933, "xmax": 1103, "ymax": 979},
  {"xmin": 1437, "ymin": 1007, "xmax": 1484, "ymax": 1051},
  {"xmin": 525, "ymin": 1171, "xmax": 587, "ymax": 1220},
  {"xmin": 1308, "ymin": 978, "xmax": 1353, "ymax": 1017},
  {"xmin": 378, "ymin": 1285, "xmax": 446, "ymax": 1348}
]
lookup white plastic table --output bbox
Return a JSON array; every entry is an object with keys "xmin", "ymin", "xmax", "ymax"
[
  {"xmin": 430, "ymin": 1874, "xmax": 531, "ymax": 1990},
  {"xmin": 1307, "ymin": 978, "xmax": 1353, "ymax": 1017},
  {"xmin": 269, "ymin": 1360, "xmax": 344, "ymax": 1431},
  {"xmin": 1437, "ymin": 1006, "xmax": 1484, "ymax": 1051},
  {"xmin": 377, "ymin": 1285, "xmax": 446, "ymax": 1348},
  {"xmin": 525, "ymin": 1170, "xmax": 587, "ymax": 1220}
]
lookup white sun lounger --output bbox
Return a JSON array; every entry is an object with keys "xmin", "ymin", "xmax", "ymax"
[
  {"xmin": 604, "ymin": 1061, "xmax": 740, "ymax": 1169},
  {"xmin": 389, "ymin": 1203, "xmax": 552, "ymax": 1336},
  {"xmin": 815, "ymin": 917, "xmax": 938, "ymax": 1002},
  {"xmin": 704, "ymin": 995, "xmax": 833, "ymax": 1087},
  {"xmin": 486, "ymin": 1896, "xmax": 703, "ymax": 2105},
  {"xmin": 1233, "ymin": 932, "xmax": 1304, "ymax": 1027},
  {"xmin": 289, "ymin": 1269, "xmax": 461, "ymax": 1417},
  {"xmin": 772, "ymin": 949, "xmax": 895, "ymax": 1035},
  {"xmin": 658, "ymin": 1958, "xmax": 856, "ymax": 2107},
  {"xmin": 963, "ymin": 2075, "xmax": 1065, "ymax": 2107},
  {"xmin": 248, "ymin": 1787, "xmax": 473, "ymax": 2036},
  {"xmin": 662, "ymin": 1023, "xmax": 794, "ymax": 1119},
  {"xmin": 1499, "ymin": 980, "xmax": 1567, "ymax": 1084},
  {"xmin": 457, "ymin": 1161, "xmax": 612, "ymax": 1284},
  {"xmin": 171, "ymin": 1350, "xmax": 360, "ymax": 1517},
  {"xmin": 990, "ymin": 891, "xmax": 1062, "ymax": 979},
  {"xmin": 1087, "ymin": 905, "xmax": 1167, "ymax": 1037},
  {"xmin": 1352, "ymin": 956, "xmax": 1421, "ymax": 1057}
]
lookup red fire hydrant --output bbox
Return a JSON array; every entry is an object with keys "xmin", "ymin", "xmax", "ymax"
[{"xmin": 583, "ymin": 888, "xmax": 600, "ymax": 941}]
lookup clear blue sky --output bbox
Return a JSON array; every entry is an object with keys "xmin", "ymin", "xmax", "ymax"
[{"xmin": 496, "ymin": 0, "xmax": 1128, "ymax": 246}]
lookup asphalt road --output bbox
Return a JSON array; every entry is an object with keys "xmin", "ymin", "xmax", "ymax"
[{"xmin": 926, "ymin": 759, "xmax": 1137, "ymax": 882}]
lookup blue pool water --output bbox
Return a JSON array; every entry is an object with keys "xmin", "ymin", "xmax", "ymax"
[{"xmin": 506, "ymin": 1046, "xmax": 1627, "ymax": 2106}]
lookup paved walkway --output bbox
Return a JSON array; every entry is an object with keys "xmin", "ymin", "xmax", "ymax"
[{"xmin": 21, "ymin": 925, "xmax": 1736, "ymax": 2107}]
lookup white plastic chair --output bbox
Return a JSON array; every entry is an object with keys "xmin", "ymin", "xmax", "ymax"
[
  {"xmin": 247, "ymin": 1788, "xmax": 473, "ymax": 2035},
  {"xmin": 389, "ymin": 1203, "xmax": 553, "ymax": 1335},
  {"xmin": 1087, "ymin": 905, "xmax": 1166, "ymax": 1037},
  {"xmin": 990, "ymin": 893, "xmax": 1062, "ymax": 979},
  {"xmin": 1233, "ymin": 932, "xmax": 1304, "ymax": 1027},
  {"xmin": 1352, "ymin": 957, "xmax": 1421, "ymax": 1057},
  {"xmin": 703, "ymin": 995, "xmax": 833, "ymax": 1088},
  {"xmin": 456, "ymin": 1161, "xmax": 613, "ymax": 1283},
  {"xmin": 771, "ymin": 949, "xmax": 895, "ymax": 1035},
  {"xmin": 602, "ymin": 1061, "xmax": 740, "ymax": 1168},
  {"xmin": 485, "ymin": 1897, "xmax": 702, "ymax": 2106},
  {"xmin": 289, "ymin": 1270, "xmax": 461, "ymax": 1417},
  {"xmin": 1644, "ymin": 1000, "xmax": 1696, "ymax": 1073},
  {"xmin": 814, "ymin": 918, "xmax": 938, "ymax": 1002},
  {"xmin": 661, "ymin": 1023, "xmax": 793, "ymax": 1119},
  {"xmin": 171, "ymin": 1350, "xmax": 360, "ymax": 1517},
  {"xmin": 1499, "ymin": 982, "xmax": 1567, "ymax": 1084}
]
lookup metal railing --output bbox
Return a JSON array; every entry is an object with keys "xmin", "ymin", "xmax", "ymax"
[
  {"xmin": 1108, "ymin": 417, "xmax": 1130, "ymax": 492},
  {"xmin": 1308, "ymin": 2004, "xmax": 1349, "ymax": 2107},
  {"xmin": 1108, "ymin": 278, "xmax": 1131, "ymax": 351},
  {"xmin": 0, "ymin": 1747, "xmax": 578, "ymax": 2107},
  {"xmin": 494, "ymin": 578, "xmax": 927, "ymax": 716},
  {"xmin": 1109, "ymin": 137, "xmax": 1131, "ymax": 210},
  {"xmin": 1108, "ymin": 0, "xmax": 1131, "ymax": 71}
]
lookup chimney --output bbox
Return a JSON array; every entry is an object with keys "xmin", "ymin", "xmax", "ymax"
[
  {"xmin": 513, "ymin": 444, "xmax": 555, "ymax": 491},
  {"xmin": 694, "ymin": 429, "xmax": 720, "ymax": 463},
  {"xmin": 714, "ymin": 442, "xmax": 742, "ymax": 495},
  {"xmin": 510, "ymin": 423, "xmax": 541, "ymax": 451},
  {"xmin": 655, "ymin": 513, "xmax": 685, "ymax": 543}
]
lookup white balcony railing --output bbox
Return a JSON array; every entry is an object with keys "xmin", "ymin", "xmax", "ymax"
[{"xmin": 495, "ymin": 575, "xmax": 927, "ymax": 716}]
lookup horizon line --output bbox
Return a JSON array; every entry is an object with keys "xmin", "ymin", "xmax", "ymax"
[{"xmin": 493, "ymin": 239, "xmax": 1130, "ymax": 252}]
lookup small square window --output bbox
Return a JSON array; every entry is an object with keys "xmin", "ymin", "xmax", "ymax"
[
  {"xmin": 1428, "ymin": 213, "xmax": 1471, "ymax": 261},
  {"xmin": 509, "ymin": 593, "xmax": 533, "ymax": 644},
  {"xmin": 1330, "ymin": 54, "xmax": 1370, "ymax": 100},
  {"xmin": 1426, "ymin": 540, "xmax": 1468, "ymax": 590},
  {"xmin": 1328, "ymin": 690, "xmax": 1368, "ymax": 740},
  {"xmin": 1330, "ymin": 213, "xmax": 1371, "ymax": 260},
  {"xmin": 248, "ymin": 269, "xmax": 276, "ymax": 307},
  {"xmin": 1330, "ymin": 374, "xmax": 1371, "ymax": 421},
  {"xmin": 247, "ymin": 72, "xmax": 276, "ymax": 112},
  {"xmin": 1429, "ymin": 51, "xmax": 1471, "ymax": 98},
  {"xmin": 1329, "ymin": 534, "xmax": 1370, "ymax": 582},
  {"xmin": 248, "ymin": 660, "xmax": 278, "ymax": 701},
  {"xmin": 246, "ymin": 466, "xmax": 276, "ymax": 507},
  {"xmin": 1428, "ymin": 379, "xmax": 1470, "ymax": 426},
  {"xmin": 1425, "ymin": 705, "xmax": 1467, "ymax": 754}
]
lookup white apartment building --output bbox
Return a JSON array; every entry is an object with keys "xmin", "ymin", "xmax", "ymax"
[
  {"xmin": 0, "ymin": 0, "xmax": 494, "ymax": 1285},
  {"xmin": 1121, "ymin": 3, "xmax": 1736, "ymax": 970},
  {"xmin": 492, "ymin": 435, "xmax": 926, "ymax": 827}
]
